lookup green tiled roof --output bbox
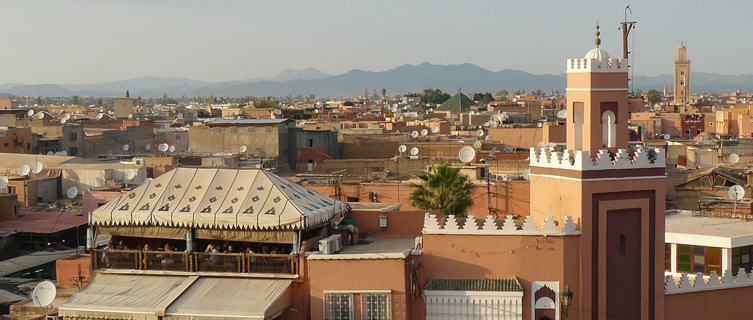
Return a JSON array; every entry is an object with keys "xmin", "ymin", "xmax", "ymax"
[
  {"xmin": 424, "ymin": 278, "xmax": 523, "ymax": 292},
  {"xmin": 437, "ymin": 92, "xmax": 473, "ymax": 112}
]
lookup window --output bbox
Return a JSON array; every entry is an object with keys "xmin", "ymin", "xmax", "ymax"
[
  {"xmin": 732, "ymin": 245, "xmax": 752, "ymax": 275},
  {"xmin": 362, "ymin": 293, "xmax": 390, "ymax": 320},
  {"xmin": 7, "ymin": 186, "xmax": 16, "ymax": 194},
  {"xmin": 665, "ymin": 243, "xmax": 671, "ymax": 271},
  {"xmin": 69, "ymin": 132, "xmax": 78, "ymax": 141},
  {"xmin": 697, "ymin": 129, "xmax": 701, "ymax": 135},
  {"xmin": 308, "ymin": 139, "xmax": 314, "ymax": 147},
  {"xmin": 574, "ymin": 107, "xmax": 584, "ymax": 150},
  {"xmin": 602, "ymin": 110, "xmax": 616, "ymax": 148},
  {"xmin": 677, "ymin": 245, "xmax": 721, "ymax": 275},
  {"xmin": 619, "ymin": 234, "xmax": 626, "ymax": 255},
  {"xmin": 324, "ymin": 293, "xmax": 353, "ymax": 320}
]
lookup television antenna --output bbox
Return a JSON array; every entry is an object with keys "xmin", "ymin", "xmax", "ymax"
[
  {"xmin": 64, "ymin": 113, "xmax": 71, "ymax": 120},
  {"xmin": 458, "ymin": 146, "xmax": 476, "ymax": 163},
  {"xmin": 274, "ymin": 109, "xmax": 282, "ymax": 116},
  {"xmin": 46, "ymin": 151, "xmax": 54, "ymax": 155},
  {"xmin": 124, "ymin": 169, "xmax": 136, "ymax": 181},
  {"xmin": 36, "ymin": 112, "xmax": 45, "ymax": 120},
  {"xmin": 96, "ymin": 113, "xmax": 104, "ymax": 120},
  {"xmin": 18, "ymin": 164, "xmax": 30, "ymax": 176},
  {"xmin": 60, "ymin": 150, "xmax": 68, "ymax": 156},
  {"xmin": 128, "ymin": 114, "xmax": 133, "ymax": 119},
  {"xmin": 473, "ymin": 140, "xmax": 482, "ymax": 149},
  {"xmin": 663, "ymin": 133, "xmax": 670, "ymax": 140}
]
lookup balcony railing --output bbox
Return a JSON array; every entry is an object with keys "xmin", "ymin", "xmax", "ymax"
[{"xmin": 92, "ymin": 249, "xmax": 298, "ymax": 274}]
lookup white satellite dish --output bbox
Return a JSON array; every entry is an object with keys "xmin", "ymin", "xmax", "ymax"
[
  {"xmin": 476, "ymin": 129, "xmax": 484, "ymax": 137},
  {"xmin": 420, "ymin": 129, "xmax": 428, "ymax": 136},
  {"xmin": 240, "ymin": 145, "xmax": 247, "ymax": 153},
  {"xmin": 96, "ymin": 113, "xmax": 104, "ymax": 120},
  {"xmin": 128, "ymin": 114, "xmax": 133, "ymax": 119},
  {"xmin": 473, "ymin": 140, "xmax": 482, "ymax": 149},
  {"xmin": 523, "ymin": 169, "xmax": 531, "ymax": 181},
  {"xmin": 60, "ymin": 150, "xmax": 67, "ymax": 156},
  {"xmin": 168, "ymin": 145, "xmax": 175, "ymax": 153},
  {"xmin": 27, "ymin": 110, "xmax": 34, "ymax": 117},
  {"xmin": 18, "ymin": 165, "xmax": 30, "ymax": 176},
  {"xmin": 144, "ymin": 177, "xmax": 154, "ymax": 184},
  {"xmin": 0, "ymin": 177, "xmax": 8, "ymax": 189},
  {"xmin": 36, "ymin": 112, "xmax": 45, "ymax": 120},
  {"xmin": 431, "ymin": 127, "xmax": 439, "ymax": 134},
  {"xmin": 391, "ymin": 105, "xmax": 398, "ymax": 113},
  {"xmin": 663, "ymin": 133, "xmax": 670, "ymax": 140},
  {"xmin": 46, "ymin": 151, "xmax": 54, "ymax": 156},
  {"xmin": 31, "ymin": 162, "xmax": 43, "ymax": 174},
  {"xmin": 715, "ymin": 134, "xmax": 721, "ymax": 140},
  {"xmin": 124, "ymin": 169, "xmax": 136, "ymax": 181},
  {"xmin": 556, "ymin": 109, "xmax": 567, "ymax": 119},
  {"xmin": 398, "ymin": 145, "xmax": 407, "ymax": 153},
  {"xmin": 158, "ymin": 143, "xmax": 169, "ymax": 152},
  {"xmin": 274, "ymin": 109, "xmax": 282, "ymax": 115},
  {"xmin": 458, "ymin": 146, "xmax": 476, "ymax": 163},
  {"xmin": 409, "ymin": 147, "xmax": 419, "ymax": 156},
  {"xmin": 428, "ymin": 108, "xmax": 434, "ymax": 113},
  {"xmin": 410, "ymin": 131, "xmax": 419, "ymax": 138},
  {"xmin": 729, "ymin": 185, "xmax": 745, "ymax": 201},
  {"xmin": 59, "ymin": 117, "xmax": 67, "ymax": 124},
  {"xmin": 536, "ymin": 122, "xmax": 543, "ymax": 128},
  {"xmin": 66, "ymin": 186, "xmax": 78, "ymax": 199},
  {"xmin": 108, "ymin": 110, "xmax": 114, "ymax": 115},
  {"xmin": 64, "ymin": 113, "xmax": 71, "ymax": 120},
  {"xmin": 32, "ymin": 280, "xmax": 56, "ymax": 308},
  {"xmin": 314, "ymin": 109, "xmax": 319, "ymax": 113},
  {"xmin": 145, "ymin": 144, "xmax": 151, "ymax": 151},
  {"xmin": 122, "ymin": 144, "xmax": 129, "ymax": 151},
  {"xmin": 729, "ymin": 153, "xmax": 740, "ymax": 164}
]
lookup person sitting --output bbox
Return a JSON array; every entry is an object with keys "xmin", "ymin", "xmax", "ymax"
[
  {"xmin": 102, "ymin": 241, "xmax": 114, "ymax": 267},
  {"xmin": 116, "ymin": 240, "xmax": 128, "ymax": 250},
  {"xmin": 161, "ymin": 243, "xmax": 176, "ymax": 268},
  {"xmin": 142, "ymin": 244, "xmax": 151, "ymax": 267}
]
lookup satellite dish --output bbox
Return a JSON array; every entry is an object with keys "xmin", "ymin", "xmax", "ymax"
[
  {"xmin": 145, "ymin": 144, "xmax": 151, "ymax": 151},
  {"xmin": 409, "ymin": 147, "xmax": 419, "ymax": 156},
  {"xmin": 431, "ymin": 127, "xmax": 439, "ymax": 134},
  {"xmin": 476, "ymin": 129, "xmax": 484, "ymax": 137},
  {"xmin": 128, "ymin": 114, "xmax": 133, "ymax": 119},
  {"xmin": 122, "ymin": 144, "xmax": 129, "ymax": 151},
  {"xmin": 96, "ymin": 113, "xmax": 104, "ymax": 120},
  {"xmin": 729, "ymin": 185, "xmax": 745, "ymax": 201},
  {"xmin": 46, "ymin": 151, "xmax": 54, "ymax": 156},
  {"xmin": 556, "ymin": 109, "xmax": 567, "ymax": 119},
  {"xmin": 108, "ymin": 110, "xmax": 114, "ymax": 115},
  {"xmin": 64, "ymin": 113, "xmax": 71, "ymax": 120},
  {"xmin": 60, "ymin": 150, "xmax": 67, "ymax": 156},
  {"xmin": 144, "ymin": 177, "xmax": 154, "ymax": 184},
  {"xmin": 18, "ymin": 165, "xmax": 30, "ymax": 176},
  {"xmin": 663, "ymin": 133, "xmax": 670, "ymax": 140},
  {"xmin": 274, "ymin": 109, "xmax": 282, "ymax": 115},
  {"xmin": 715, "ymin": 134, "xmax": 721, "ymax": 140},
  {"xmin": 314, "ymin": 109, "xmax": 319, "ymax": 113},
  {"xmin": 158, "ymin": 143, "xmax": 169, "ymax": 152},
  {"xmin": 36, "ymin": 112, "xmax": 45, "ymax": 120},
  {"xmin": 240, "ymin": 145, "xmax": 247, "ymax": 153},
  {"xmin": 428, "ymin": 108, "xmax": 434, "ymax": 113},
  {"xmin": 27, "ymin": 110, "xmax": 34, "ymax": 117},
  {"xmin": 59, "ymin": 117, "xmax": 67, "ymax": 124},
  {"xmin": 420, "ymin": 129, "xmax": 428, "ymax": 136},
  {"xmin": 411, "ymin": 131, "xmax": 419, "ymax": 138},
  {"xmin": 458, "ymin": 146, "xmax": 476, "ymax": 163},
  {"xmin": 398, "ymin": 145, "xmax": 407, "ymax": 153},
  {"xmin": 168, "ymin": 145, "xmax": 175, "ymax": 153},
  {"xmin": 66, "ymin": 186, "xmax": 78, "ymax": 199},
  {"xmin": 0, "ymin": 177, "xmax": 8, "ymax": 189},
  {"xmin": 32, "ymin": 281, "xmax": 56, "ymax": 308},
  {"xmin": 473, "ymin": 140, "xmax": 482, "ymax": 149},
  {"xmin": 124, "ymin": 170, "xmax": 136, "ymax": 181},
  {"xmin": 729, "ymin": 153, "xmax": 740, "ymax": 164},
  {"xmin": 31, "ymin": 162, "xmax": 43, "ymax": 174},
  {"xmin": 523, "ymin": 169, "xmax": 531, "ymax": 181},
  {"xmin": 536, "ymin": 122, "xmax": 543, "ymax": 128},
  {"xmin": 391, "ymin": 105, "xmax": 398, "ymax": 113}
]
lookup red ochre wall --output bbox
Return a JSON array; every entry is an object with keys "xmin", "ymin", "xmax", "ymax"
[
  {"xmin": 349, "ymin": 210, "xmax": 426, "ymax": 238},
  {"xmin": 665, "ymin": 286, "xmax": 753, "ymax": 320}
]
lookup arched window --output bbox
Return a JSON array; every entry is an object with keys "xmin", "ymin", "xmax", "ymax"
[
  {"xmin": 574, "ymin": 110, "xmax": 584, "ymax": 150},
  {"xmin": 602, "ymin": 110, "xmax": 616, "ymax": 148}
]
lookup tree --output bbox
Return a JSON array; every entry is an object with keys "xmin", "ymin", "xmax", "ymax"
[
  {"xmin": 381, "ymin": 88, "xmax": 386, "ymax": 98},
  {"xmin": 495, "ymin": 90, "xmax": 509, "ymax": 101},
  {"xmin": 409, "ymin": 163, "xmax": 475, "ymax": 217},
  {"xmin": 420, "ymin": 89, "xmax": 451, "ymax": 104},
  {"xmin": 646, "ymin": 90, "xmax": 663, "ymax": 106},
  {"xmin": 472, "ymin": 92, "xmax": 494, "ymax": 104}
]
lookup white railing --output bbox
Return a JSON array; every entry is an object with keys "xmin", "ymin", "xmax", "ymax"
[
  {"xmin": 422, "ymin": 213, "xmax": 579, "ymax": 236},
  {"xmin": 665, "ymin": 269, "xmax": 753, "ymax": 294},
  {"xmin": 529, "ymin": 147, "xmax": 666, "ymax": 171}
]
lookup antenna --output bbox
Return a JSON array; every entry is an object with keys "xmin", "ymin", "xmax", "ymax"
[
  {"xmin": 663, "ymin": 133, "xmax": 670, "ymax": 140},
  {"xmin": 729, "ymin": 184, "xmax": 745, "ymax": 214},
  {"xmin": 32, "ymin": 281, "xmax": 56, "ymax": 308},
  {"xmin": 18, "ymin": 165, "xmax": 30, "ymax": 176},
  {"xmin": 458, "ymin": 146, "xmax": 476, "ymax": 163},
  {"xmin": 66, "ymin": 186, "xmax": 79, "ymax": 199},
  {"xmin": 619, "ymin": 5, "xmax": 637, "ymax": 93},
  {"xmin": 46, "ymin": 151, "xmax": 54, "ymax": 156},
  {"xmin": 31, "ymin": 162, "xmax": 43, "ymax": 174}
]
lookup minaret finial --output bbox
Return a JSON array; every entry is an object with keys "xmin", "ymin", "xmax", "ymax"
[{"xmin": 594, "ymin": 22, "xmax": 601, "ymax": 47}]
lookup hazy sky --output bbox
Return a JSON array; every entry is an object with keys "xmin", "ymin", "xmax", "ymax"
[{"xmin": 2, "ymin": 0, "xmax": 751, "ymax": 84}]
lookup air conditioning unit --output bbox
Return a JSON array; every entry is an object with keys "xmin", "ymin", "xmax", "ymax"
[
  {"xmin": 134, "ymin": 158, "xmax": 145, "ymax": 167},
  {"xmin": 318, "ymin": 234, "xmax": 343, "ymax": 254},
  {"xmin": 496, "ymin": 174, "xmax": 509, "ymax": 182}
]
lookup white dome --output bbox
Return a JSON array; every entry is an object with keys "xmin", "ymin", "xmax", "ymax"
[{"xmin": 585, "ymin": 47, "xmax": 610, "ymax": 62}]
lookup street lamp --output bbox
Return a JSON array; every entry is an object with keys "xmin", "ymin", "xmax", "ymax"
[{"xmin": 561, "ymin": 284, "xmax": 573, "ymax": 319}]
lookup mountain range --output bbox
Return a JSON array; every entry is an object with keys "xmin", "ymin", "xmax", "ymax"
[{"xmin": 1, "ymin": 63, "xmax": 752, "ymax": 98}]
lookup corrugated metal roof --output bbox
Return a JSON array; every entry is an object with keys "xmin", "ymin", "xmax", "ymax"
[
  {"xmin": 424, "ymin": 278, "xmax": 524, "ymax": 292},
  {"xmin": 0, "ymin": 249, "xmax": 78, "ymax": 277}
]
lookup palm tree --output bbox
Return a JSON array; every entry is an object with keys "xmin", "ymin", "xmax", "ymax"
[{"xmin": 409, "ymin": 163, "xmax": 474, "ymax": 217}]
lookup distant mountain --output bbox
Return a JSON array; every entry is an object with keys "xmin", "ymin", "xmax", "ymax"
[{"xmin": 1, "ymin": 64, "xmax": 752, "ymax": 98}]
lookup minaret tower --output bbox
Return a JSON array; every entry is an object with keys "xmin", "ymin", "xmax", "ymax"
[
  {"xmin": 673, "ymin": 44, "xmax": 691, "ymax": 105},
  {"xmin": 528, "ymin": 24, "xmax": 666, "ymax": 320}
]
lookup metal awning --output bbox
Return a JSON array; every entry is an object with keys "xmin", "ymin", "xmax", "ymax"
[{"xmin": 59, "ymin": 274, "xmax": 292, "ymax": 320}]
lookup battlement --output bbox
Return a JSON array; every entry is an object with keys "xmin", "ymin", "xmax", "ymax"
[
  {"xmin": 665, "ymin": 269, "xmax": 753, "ymax": 294},
  {"xmin": 567, "ymin": 58, "xmax": 626, "ymax": 73},
  {"xmin": 529, "ymin": 147, "xmax": 665, "ymax": 171},
  {"xmin": 422, "ymin": 213, "xmax": 580, "ymax": 236}
]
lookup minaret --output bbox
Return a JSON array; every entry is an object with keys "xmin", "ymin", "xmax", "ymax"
[
  {"xmin": 673, "ymin": 44, "xmax": 691, "ymax": 105},
  {"xmin": 529, "ymin": 24, "xmax": 666, "ymax": 320}
]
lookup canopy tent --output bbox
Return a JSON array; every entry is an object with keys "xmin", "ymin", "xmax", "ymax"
[
  {"xmin": 59, "ymin": 274, "xmax": 293, "ymax": 320},
  {"xmin": 91, "ymin": 168, "xmax": 349, "ymax": 231}
]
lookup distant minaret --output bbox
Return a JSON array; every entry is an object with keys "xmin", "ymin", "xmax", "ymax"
[
  {"xmin": 364, "ymin": 88, "xmax": 368, "ymax": 100},
  {"xmin": 126, "ymin": 90, "xmax": 130, "ymax": 98},
  {"xmin": 673, "ymin": 43, "xmax": 691, "ymax": 105}
]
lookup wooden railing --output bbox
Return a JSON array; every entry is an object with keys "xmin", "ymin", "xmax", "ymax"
[{"xmin": 92, "ymin": 249, "xmax": 297, "ymax": 274}]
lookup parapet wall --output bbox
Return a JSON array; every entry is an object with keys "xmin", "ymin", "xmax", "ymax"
[
  {"xmin": 665, "ymin": 269, "xmax": 753, "ymax": 294},
  {"xmin": 529, "ymin": 147, "xmax": 666, "ymax": 171},
  {"xmin": 422, "ymin": 213, "xmax": 579, "ymax": 236},
  {"xmin": 567, "ymin": 58, "xmax": 626, "ymax": 73}
]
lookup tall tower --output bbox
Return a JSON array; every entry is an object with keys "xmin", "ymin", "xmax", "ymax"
[
  {"xmin": 529, "ymin": 24, "xmax": 665, "ymax": 320},
  {"xmin": 673, "ymin": 44, "xmax": 691, "ymax": 105}
]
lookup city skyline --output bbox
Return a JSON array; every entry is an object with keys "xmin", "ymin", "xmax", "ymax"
[{"xmin": 2, "ymin": 0, "xmax": 751, "ymax": 84}]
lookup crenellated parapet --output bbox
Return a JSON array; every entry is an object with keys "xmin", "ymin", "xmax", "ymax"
[
  {"xmin": 422, "ymin": 213, "xmax": 579, "ymax": 236},
  {"xmin": 567, "ymin": 58, "xmax": 626, "ymax": 73},
  {"xmin": 529, "ymin": 147, "xmax": 665, "ymax": 171},
  {"xmin": 665, "ymin": 269, "xmax": 753, "ymax": 294}
]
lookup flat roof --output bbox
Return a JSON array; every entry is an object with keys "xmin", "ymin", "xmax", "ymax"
[
  {"xmin": 0, "ymin": 249, "xmax": 78, "ymax": 277},
  {"xmin": 308, "ymin": 238, "xmax": 415, "ymax": 260},
  {"xmin": 0, "ymin": 210, "xmax": 88, "ymax": 234},
  {"xmin": 347, "ymin": 202, "xmax": 402, "ymax": 212},
  {"xmin": 665, "ymin": 210, "xmax": 753, "ymax": 248}
]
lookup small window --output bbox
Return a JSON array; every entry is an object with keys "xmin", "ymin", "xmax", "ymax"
[
  {"xmin": 175, "ymin": 134, "xmax": 180, "ymax": 140},
  {"xmin": 69, "ymin": 132, "xmax": 78, "ymax": 141},
  {"xmin": 619, "ymin": 234, "xmax": 626, "ymax": 255},
  {"xmin": 308, "ymin": 139, "xmax": 314, "ymax": 147},
  {"xmin": 324, "ymin": 293, "xmax": 353, "ymax": 320},
  {"xmin": 362, "ymin": 293, "xmax": 391, "ymax": 320}
]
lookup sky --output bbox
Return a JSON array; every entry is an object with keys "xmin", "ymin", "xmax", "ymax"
[{"xmin": 2, "ymin": 0, "xmax": 751, "ymax": 84}]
